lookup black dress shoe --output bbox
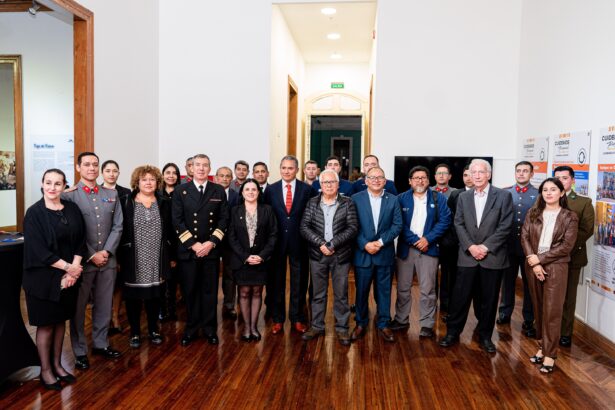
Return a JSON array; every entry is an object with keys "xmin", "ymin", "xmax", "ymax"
[
  {"xmin": 388, "ymin": 319, "xmax": 410, "ymax": 331},
  {"xmin": 92, "ymin": 347, "xmax": 121, "ymax": 358},
  {"xmin": 129, "ymin": 335, "xmax": 141, "ymax": 348},
  {"xmin": 496, "ymin": 316, "xmax": 511, "ymax": 325},
  {"xmin": 206, "ymin": 334, "xmax": 219, "ymax": 345},
  {"xmin": 524, "ymin": 327, "xmax": 537, "ymax": 338},
  {"xmin": 480, "ymin": 339, "xmax": 496, "ymax": 353},
  {"xmin": 74, "ymin": 355, "xmax": 89, "ymax": 370},
  {"xmin": 559, "ymin": 336, "xmax": 572, "ymax": 347},
  {"xmin": 438, "ymin": 334, "xmax": 459, "ymax": 347},
  {"xmin": 180, "ymin": 334, "xmax": 196, "ymax": 346},
  {"xmin": 149, "ymin": 332, "xmax": 163, "ymax": 345},
  {"xmin": 39, "ymin": 375, "xmax": 62, "ymax": 391},
  {"xmin": 419, "ymin": 327, "xmax": 434, "ymax": 338}
]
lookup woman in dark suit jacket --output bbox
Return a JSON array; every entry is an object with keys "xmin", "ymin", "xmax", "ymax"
[
  {"xmin": 23, "ymin": 169, "xmax": 85, "ymax": 390},
  {"xmin": 118, "ymin": 165, "xmax": 175, "ymax": 348},
  {"xmin": 227, "ymin": 179, "xmax": 277, "ymax": 341},
  {"xmin": 521, "ymin": 177, "xmax": 578, "ymax": 374}
]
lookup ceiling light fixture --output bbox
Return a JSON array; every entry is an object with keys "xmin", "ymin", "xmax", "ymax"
[
  {"xmin": 28, "ymin": 0, "xmax": 40, "ymax": 15},
  {"xmin": 321, "ymin": 7, "xmax": 336, "ymax": 16},
  {"xmin": 327, "ymin": 33, "xmax": 341, "ymax": 40},
  {"xmin": 330, "ymin": 53, "xmax": 342, "ymax": 60}
]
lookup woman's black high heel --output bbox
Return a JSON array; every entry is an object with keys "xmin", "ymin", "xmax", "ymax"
[
  {"xmin": 39, "ymin": 374, "xmax": 62, "ymax": 391},
  {"xmin": 250, "ymin": 330, "xmax": 262, "ymax": 341},
  {"xmin": 240, "ymin": 334, "xmax": 252, "ymax": 342}
]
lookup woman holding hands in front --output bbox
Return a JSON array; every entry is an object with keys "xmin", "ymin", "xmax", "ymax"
[
  {"xmin": 521, "ymin": 177, "xmax": 578, "ymax": 374},
  {"xmin": 23, "ymin": 169, "xmax": 86, "ymax": 390}
]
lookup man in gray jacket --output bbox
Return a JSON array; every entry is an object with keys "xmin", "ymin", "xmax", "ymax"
[
  {"xmin": 300, "ymin": 169, "xmax": 358, "ymax": 346},
  {"xmin": 63, "ymin": 152, "xmax": 123, "ymax": 369},
  {"xmin": 439, "ymin": 159, "xmax": 513, "ymax": 353}
]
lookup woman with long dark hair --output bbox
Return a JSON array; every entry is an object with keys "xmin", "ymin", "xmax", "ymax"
[
  {"xmin": 227, "ymin": 179, "xmax": 277, "ymax": 341},
  {"xmin": 23, "ymin": 169, "xmax": 85, "ymax": 390},
  {"xmin": 521, "ymin": 177, "xmax": 578, "ymax": 374}
]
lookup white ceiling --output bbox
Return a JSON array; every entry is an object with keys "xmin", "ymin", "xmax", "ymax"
[{"xmin": 278, "ymin": 2, "xmax": 377, "ymax": 64}]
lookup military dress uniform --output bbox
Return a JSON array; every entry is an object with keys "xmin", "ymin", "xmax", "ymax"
[
  {"xmin": 62, "ymin": 182, "xmax": 123, "ymax": 357},
  {"xmin": 498, "ymin": 184, "xmax": 539, "ymax": 328},
  {"xmin": 172, "ymin": 180, "xmax": 229, "ymax": 340}
]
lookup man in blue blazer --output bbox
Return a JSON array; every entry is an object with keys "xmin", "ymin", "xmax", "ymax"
[
  {"xmin": 351, "ymin": 166, "xmax": 402, "ymax": 342},
  {"xmin": 311, "ymin": 155, "xmax": 354, "ymax": 196},
  {"xmin": 264, "ymin": 155, "xmax": 317, "ymax": 334},
  {"xmin": 389, "ymin": 166, "xmax": 452, "ymax": 338}
]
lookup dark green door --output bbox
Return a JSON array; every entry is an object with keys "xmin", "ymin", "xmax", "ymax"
[{"xmin": 310, "ymin": 115, "xmax": 362, "ymax": 180}]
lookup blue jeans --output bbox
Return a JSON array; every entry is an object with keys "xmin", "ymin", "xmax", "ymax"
[{"xmin": 354, "ymin": 265, "xmax": 392, "ymax": 329}]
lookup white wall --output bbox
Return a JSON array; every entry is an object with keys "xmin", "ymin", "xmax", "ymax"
[
  {"xmin": 158, "ymin": 1, "xmax": 271, "ymax": 178},
  {"xmin": 373, "ymin": 0, "xmax": 523, "ymax": 187},
  {"xmin": 77, "ymin": 0, "xmax": 158, "ymax": 186},
  {"xmin": 518, "ymin": 0, "xmax": 615, "ymax": 342},
  {"xmin": 304, "ymin": 63, "xmax": 369, "ymax": 100},
  {"xmin": 0, "ymin": 12, "xmax": 73, "ymax": 212}
]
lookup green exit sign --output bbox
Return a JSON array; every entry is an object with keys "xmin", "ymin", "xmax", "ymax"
[{"xmin": 331, "ymin": 82, "xmax": 344, "ymax": 89}]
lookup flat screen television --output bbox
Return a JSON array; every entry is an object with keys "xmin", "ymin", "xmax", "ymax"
[{"xmin": 393, "ymin": 156, "xmax": 493, "ymax": 194}]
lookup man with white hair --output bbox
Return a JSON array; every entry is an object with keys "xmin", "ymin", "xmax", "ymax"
[{"xmin": 439, "ymin": 159, "xmax": 513, "ymax": 353}]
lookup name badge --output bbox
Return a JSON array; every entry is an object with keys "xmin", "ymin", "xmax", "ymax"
[
  {"xmin": 209, "ymin": 198, "xmax": 222, "ymax": 202},
  {"xmin": 102, "ymin": 198, "xmax": 115, "ymax": 203}
]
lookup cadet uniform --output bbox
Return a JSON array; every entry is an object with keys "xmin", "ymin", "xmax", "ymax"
[
  {"xmin": 63, "ymin": 182, "xmax": 123, "ymax": 356},
  {"xmin": 498, "ymin": 184, "xmax": 539, "ymax": 327},
  {"xmin": 172, "ymin": 180, "xmax": 229, "ymax": 338}
]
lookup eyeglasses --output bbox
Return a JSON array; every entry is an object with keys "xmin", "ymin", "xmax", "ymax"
[
  {"xmin": 367, "ymin": 176, "xmax": 385, "ymax": 181},
  {"xmin": 411, "ymin": 176, "xmax": 428, "ymax": 181},
  {"xmin": 321, "ymin": 180, "xmax": 338, "ymax": 185},
  {"xmin": 55, "ymin": 210, "xmax": 68, "ymax": 225}
]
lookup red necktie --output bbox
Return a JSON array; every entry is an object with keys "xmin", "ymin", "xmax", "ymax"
[
  {"xmin": 285, "ymin": 184, "xmax": 292, "ymax": 214},
  {"xmin": 515, "ymin": 185, "xmax": 528, "ymax": 193}
]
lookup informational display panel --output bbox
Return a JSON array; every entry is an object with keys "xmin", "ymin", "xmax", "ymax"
[
  {"xmin": 520, "ymin": 136, "xmax": 549, "ymax": 187},
  {"xmin": 551, "ymin": 130, "xmax": 591, "ymax": 196}
]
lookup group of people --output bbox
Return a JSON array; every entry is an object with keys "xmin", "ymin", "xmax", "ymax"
[{"xmin": 22, "ymin": 151, "xmax": 594, "ymax": 390}]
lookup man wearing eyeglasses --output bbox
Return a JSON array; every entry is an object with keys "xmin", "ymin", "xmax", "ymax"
[
  {"xmin": 431, "ymin": 163, "xmax": 456, "ymax": 198},
  {"xmin": 439, "ymin": 159, "xmax": 513, "ymax": 353},
  {"xmin": 300, "ymin": 169, "xmax": 358, "ymax": 346},
  {"xmin": 389, "ymin": 166, "xmax": 451, "ymax": 338},
  {"xmin": 351, "ymin": 167, "xmax": 402, "ymax": 342},
  {"xmin": 497, "ymin": 161, "xmax": 539, "ymax": 338}
]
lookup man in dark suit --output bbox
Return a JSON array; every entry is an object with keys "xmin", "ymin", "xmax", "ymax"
[
  {"xmin": 264, "ymin": 155, "xmax": 316, "ymax": 334},
  {"xmin": 351, "ymin": 166, "xmax": 402, "ymax": 342},
  {"xmin": 252, "ymin": 161, "xmax": 270, "ymax": 192},
  {"xmin": 215, "ymin": 166, "xmax": 240, "ymax": 320},
  {"xmin": 350, "ymin": 155, "xmax": 398, "ymax": 195},
  {"xmin": 439, "ymin": 159, "xmax": 513, "ymax": 353},
  {"xmin": 172, "ymin": 154, "xmax": 229, "ymax": 346},
  {"xmin": 554, "ymin": 165, "xmax": 595, "ymax": 347}
]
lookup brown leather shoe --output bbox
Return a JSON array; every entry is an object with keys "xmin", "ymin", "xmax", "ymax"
[
  {"xmin": 350, "ymin": 326, "xmax": 366, "ymax": 341},
  {"xmin": 301, "ymin": 327, "xmax": 325, "ymax": 341},
  {"xmin": 378, "ymin": 327, "xmax": 395, "ymax": 343},
  {"xmin": 272, "ymin": 323, "xmax": 283, "ymax": 334},
  {"xmin": 293, "ymin": 322, "xmax": 308, "ymax": 334},
  {"xmin": 337, "ymin": 331, "xmax": 351, "ymax": 346}
]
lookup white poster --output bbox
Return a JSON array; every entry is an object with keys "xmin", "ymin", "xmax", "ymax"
[
  {"xmin": 520, "ymin": 136, "xmax": 549, "ymax": 187},
  {"xmin": 29, "ymin": 135, "xmax": 74, "ymax": 202},
  {"xmin": 592, "ymin": 126, "xmax": 615, "ymax": 301},
  {"xmin": 551, "ymin": 130, "xmax": 591, "ymax": 196}
]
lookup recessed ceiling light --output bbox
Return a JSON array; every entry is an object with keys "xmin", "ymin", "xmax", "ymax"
[
  {"xmin": 321, "ymin": 7, "xmax": 336, "ymax": 16},
  {"xmin": 330, "ymin": 53, "xmax": 342, "ymax": 60},
  {"xmin": 327, "ymin": 33, "xmax": 341, "ymax": 40}
]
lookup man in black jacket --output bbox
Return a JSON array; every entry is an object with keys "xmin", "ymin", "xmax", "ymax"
[{"xmin": 300, "ymin": 169, "xmax": 358, "ymax": 346}]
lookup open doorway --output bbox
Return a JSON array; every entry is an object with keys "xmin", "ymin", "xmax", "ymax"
[
  {"xmin": 287, "ymin": 76, "xmax": 298, "ymax": 157},
  {"xmin": 310, "ymin": 115, "xmax": 361, "ymax": 180}
]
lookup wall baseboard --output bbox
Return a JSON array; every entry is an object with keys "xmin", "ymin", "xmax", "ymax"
[{"xmin": 574, "ymin": 318, "xmax": 615, "ymax": 358}]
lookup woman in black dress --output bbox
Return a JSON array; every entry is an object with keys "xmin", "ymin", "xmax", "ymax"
[
  {"xmin": 23, "ymin": 169, "xmax": 86, "ymax": 390},
  {"xmin": 119, "ymin": 165, "xmax": 174, "ymax": 348},
  {"xmin": 101, "ymin": 159, "xmax": 131, "ymax": 335},
  {"xmin": 159, "ymin": 162, "xmax": 181, "ymax": 321},
  {"xmin": 227, "ymin": 179, "xmax": 277, "ymax": 341}
]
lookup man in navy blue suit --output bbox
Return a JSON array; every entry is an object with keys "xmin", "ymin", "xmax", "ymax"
[
  {"xmin": 350, "ymin": 155, "xmax": 398, "ymax": 195},
  {"xmin": 265, "ymin": 155, "xmax": 316, "ymax": 334},
  {"xmin": 311, "ymin": 155, "xmax": 353, "ymax": 196},
  {"xmin": 351, "ymin": 166, "xmax": 402, "ymax": 342}
]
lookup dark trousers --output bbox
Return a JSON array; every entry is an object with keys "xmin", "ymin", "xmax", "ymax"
[
  {"xmin": 221, "ymin": 252, "xmax": 237, "ymax": 310},
  {"xmin": 498, "ymin": 253, "xmax": 534, "ymax": 323},
  {"xmin": 438, "ymin": 244, "xmax": 458, "ymax": 310},
  {"xmin": 271, "ymin": 251, "xmax": 309, "ymax": 324},
  {"xmin": 125, "ymin": 297, "xmax": 160, "ymax": 336},
  {"xmin": 160, "ymin": 267, "xmax": 178, "ymax": 317},
  {"xmin": 446, "ymin": 265, "xmax": 503, "ymax": 340},
  {"xmin": 354, "ymin": 265, "xmax": 392, "ymax": 329},
  {"xmin": 309, "ymin": 255, "xmax": 350, "ymax": 332},
  {"xmin": 179, "ymin": 259, "xmax": 218, "ymax": 336},
  {"xmin": 560, "ymin": 266, "xmax": 582, "ymax": 337}
]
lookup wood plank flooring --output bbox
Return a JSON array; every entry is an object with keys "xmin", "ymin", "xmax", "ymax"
[{"xmin": 1, "ymin": 274, "xmax": 614, "ymax": 409}]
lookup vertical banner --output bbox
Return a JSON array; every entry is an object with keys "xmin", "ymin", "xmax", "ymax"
[
  {"xmin": 520, "ymin": 136, "xmax": 549, "ymax": 187},
  {"xmin": 592, "ymin": 126, "xmax": 615, "ymax": 301},
  {"xmin": 29, "ymin": 136, "xmax": 75, "ymax": 202},
  {"xmin": 551, "ymin": 130, "xmax": 591, "ymax": 196}
]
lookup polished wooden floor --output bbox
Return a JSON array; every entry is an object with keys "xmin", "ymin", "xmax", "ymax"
[{"xmin": 2, "ymin": 274, "xmax": 615, "ymax": 410}]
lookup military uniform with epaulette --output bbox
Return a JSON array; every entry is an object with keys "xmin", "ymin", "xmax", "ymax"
[
  {"xmin": 172, "ymin": 180, "xmax": 229, "ymax": 341},
  {"xmin": 62, "ymin": 181, "xmax": 123, "ymax": 357}
]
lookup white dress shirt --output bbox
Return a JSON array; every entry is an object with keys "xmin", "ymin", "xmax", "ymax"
[
  {"xmin": 410, "ymin": 193, "xmax": 428, "ymax": 237},
  {"xmin": 474, "ymin": 184, "xmax": 490, "ymax": 227},
  {"xmin": 368, "ymin": 189, "xmax": 384, "ymax": 235},
  {"xmin": 193, "ymin": 180, "xmax": 208, "ymax": 192}
]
